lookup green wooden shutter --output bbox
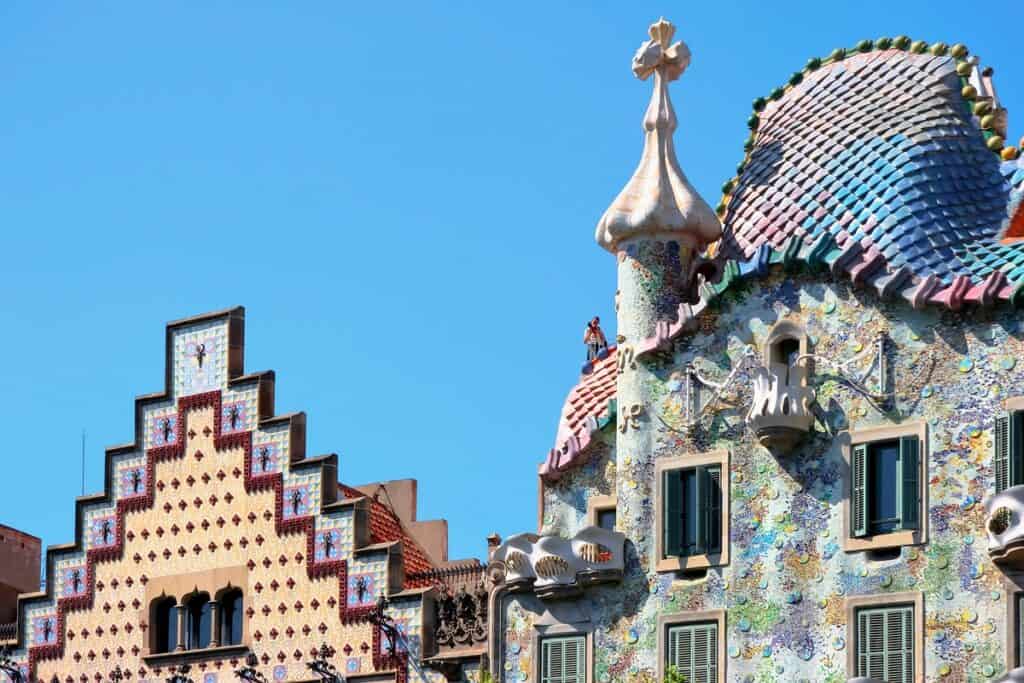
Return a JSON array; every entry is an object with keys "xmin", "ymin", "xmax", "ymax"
[
  {"xmin": 706, "ymin": 467, "xmax": 722, "ymax": 555},
  {"xmin": 664, "ymin": 469, "xmax": 683, "ymax": 558},
  {"xmin": 852, "ymin": 443, "xmax": 869, "ymax": 537},
  {"xmin": 997, "ymin": 413, "xmax": 1012, "ymax": 493},
  {"xmin": 694, "ymin": 467, "xmax": 708, "ymax": 555},
  {"xmin": 667, "ymin": 623, "xmax": 717, "ymax": 683},
  {"xmin": 856, "ymin": 606, "xmax": 914, "ymax": 683},
  {"xmin": 1018, "ymin": 594, "xmax": 1024, "ymax": 667},
  {"xmin": 898, "ymin": 436, "xmax": 920, "ymax": 531},
  {"xmin": 541, "ymin": 636, "xmax": 585, "ymax": 683}
]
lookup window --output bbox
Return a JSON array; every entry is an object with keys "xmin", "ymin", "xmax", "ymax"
[
  {"xmin": 219, "ymin": 589, "xmax": 243, "ymax": 646},
  {"xmin": 540, "ymin": 636, "xmax": 585, "ymax": 683},
  {"xmin": 184, "ymin": 593, "xmax": 211, "ymax": 650},
  {"xmin": 152, "ymin": 597, "xmax": 177, "ymax": 654},
  {"xmin": 656, "ymin": 452, "xmax": 730, "ymax": 571},
  {"xmin": 855, "ymin": 605, "xmax": 915, "ymax": 683},
  {"xmin": 1018, "ymin": 594, "xmax": 1024, "ymax": 667},
  {"xmin": 596, "ymin": 508, "xmax": 616, "ymax": 531},
  {"xmin": 663, "ymin": 465, "xmax": 722, "ymax": 557},
  {"xmin": 851, "ymin": 436, "xmax": 919, "ymax": 538},
  {"xmin": 666, "ymin": 622, "xmax": 718, "ymax": 683},
  {"xmin": 995, "ymin": 411, "xmax": 1024, "ymax": 492}
]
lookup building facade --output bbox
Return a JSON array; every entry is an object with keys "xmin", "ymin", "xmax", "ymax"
[
  {"xmin": 489, "ymin": 19, "xmax": 1024, "ymax": 683},
  {"xmin": 0, "ymin": 308, "xmax": 486, "ymax": 683}
]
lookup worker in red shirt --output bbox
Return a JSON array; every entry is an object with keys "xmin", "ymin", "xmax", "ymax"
[{"xmin": 584, "ymin": 316, "xmax": 608, "ymax": 361}]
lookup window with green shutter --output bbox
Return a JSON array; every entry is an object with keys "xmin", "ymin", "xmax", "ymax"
[
  {"xmin": 851, "ymin": 437, "xmax": 920, "ymax": 538},
  {"xmin": 1018, "ymin": 594, "xmax": 1024, "ymax": 667},
  {"xmin": 666, "ymin": 622, "xmax": 718, "ymax": 683},
  {"xmin": 855, "ymin": 605, "xmax": 914, "ymax": 683},
  {"xmin": 663, "ymin": 466, "xmax": 723, "ymax": 558},
  {"xmin": 540, "ymin": 635, "xmax": 586, "ymax": 683},
  {"xmin": 995, "ymin": 411, "xmax": 1024, "ymax": 493}
]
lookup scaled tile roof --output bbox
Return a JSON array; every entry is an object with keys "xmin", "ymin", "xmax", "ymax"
[
  {"xmin": 716, "ymin": 43, "xmax": 1024, "ymax": 309},
  {"xmin": 540, "ymin": 347, "xmax": 617, "ymax": 482}
]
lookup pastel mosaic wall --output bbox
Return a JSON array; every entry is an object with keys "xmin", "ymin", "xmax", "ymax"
[{"xmin": 508, "ymin": 270, "xmax": 1024, "ymax": 682}]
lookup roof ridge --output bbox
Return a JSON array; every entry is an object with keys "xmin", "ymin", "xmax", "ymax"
[{"xmin": 715, "ymin": 36, "xmax": 1018, "ymax": 224}]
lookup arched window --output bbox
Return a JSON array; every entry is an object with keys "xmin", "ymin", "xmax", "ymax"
[
  {"xmin": 152, "ymin": 596, "xmax": 177, "ymax": 654},
  {"xmin": 765, "ymin": 320, "xmax": 809, "ymax": 388},
  {"xmin": 184, "ymin": 592, "xmax": 211, "ymax": 650},
  {"xmin": 218, "ymin": 588, "xmax": 243, "ymax": 646}
]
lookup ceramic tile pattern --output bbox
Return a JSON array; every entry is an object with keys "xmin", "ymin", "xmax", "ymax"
[
  {"xmin": 719, "ymin": 50, "xmax": 1024, "ymax": 301},
  {"xmin": 510, "ymin": 272, "xmax": 1024, "ymax": 682}
]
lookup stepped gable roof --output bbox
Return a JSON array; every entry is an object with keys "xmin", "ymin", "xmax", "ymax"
[
  {"xmin": 339, "ymin": 483, "xmax": 436, "ymax": 579},
  {"xmin": 714, "ymin": 38, "xmax": 1024, "ymax": 309},
  {"xmin": 540, "ymin": 347, "xmax": 618, "ymax": 482}
]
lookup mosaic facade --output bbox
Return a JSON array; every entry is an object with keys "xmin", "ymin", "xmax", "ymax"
[{"xmin": 489, "ymin": 18, "xmax": 1024, "ymax": 683}]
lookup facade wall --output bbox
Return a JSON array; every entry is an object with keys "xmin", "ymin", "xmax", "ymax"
[
  {"xmin": 1, "ymin": 309, "xmax": 466, "ymax": 683},
  {"xmin": 502, "ymin": 269, "xmax": 1024, "ymax": 682}
]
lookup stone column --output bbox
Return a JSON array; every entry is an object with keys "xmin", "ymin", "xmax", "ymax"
[
  {"xmin": 174, "ymin": 605, "xmax": 186, "ymax": 651},
  {"xmin": 208, "ymin": 601, "xmax": 220, "ymax": 647}
]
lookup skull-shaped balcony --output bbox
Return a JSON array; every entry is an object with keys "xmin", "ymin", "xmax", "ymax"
[
  {"xmin": 986, "ymin": 485, "xmax": 1024, "ymax": 569},
  {"xmin": 745, "ymin": 322, "xmax": 815, "ymax": 453},
  {"xmin": 491, "ymin": 527, "xmax": 625, "ymax": 600}
]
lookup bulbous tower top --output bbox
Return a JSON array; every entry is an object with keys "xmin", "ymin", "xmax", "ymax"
[{"xmin": 595, "ymin": 18, "xmax": 721, "ymax": 253}]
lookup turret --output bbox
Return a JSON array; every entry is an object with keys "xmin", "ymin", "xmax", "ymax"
[{"xmin": 595, "ymin": 18, "xmax": 721, "ymax": 345}]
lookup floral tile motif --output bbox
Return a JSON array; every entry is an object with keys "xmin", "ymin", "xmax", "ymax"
[
  {"xmin": 89, "ymin": 514, "xmax": 117, "ymax": 548},
  {"xmin": 282, "ymin": 485, "xmax": 311, "ymax": 518}
]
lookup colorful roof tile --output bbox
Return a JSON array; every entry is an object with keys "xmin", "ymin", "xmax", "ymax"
[
  {"xmin": 339, "ymin": 483, "xmax": 436, "ymax": 580},
  {"xmin": 540, "ymin": 347, "xmax": 618, "ymax": 481},
  {"xmin": 716, "ymin": 44, "xmax": 1024, "ymax": 308}
]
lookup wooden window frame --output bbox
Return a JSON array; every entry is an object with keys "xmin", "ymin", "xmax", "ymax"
[
  {"xmin": 532, "ymin": 626, "xmax": 592, "ymax": 683},
  {"xmin": 842, "ymin": 423, "xmax": 928, "ymax": 553},
  {"xmin": 1001, "ymin": 572, "xmax": 1024, "ymax": 673},
  {"xmin": 586, "ymin": 495, "xmax": 617, "ymax": 530},
  {"xmin": 845, "ymin": 591, "xmax": 924, "ymax": 682},
  {"xmin": 656, "ymin": 609, "xmax": 727, "ymax": 683},
  {"xmin": 995, "ymin": 398, "xmax": 1024, "ymax": 493},
  {"xmin": 655, "ymin": 451, "xmax": 730, "ymax": 572}
]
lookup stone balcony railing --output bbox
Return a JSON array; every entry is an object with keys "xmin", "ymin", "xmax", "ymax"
[
  {"xmin": 491, "ymin": 527, "xmax": 625, "ymax": 600},
  {"xmin": 746, "ymin": 362, "xmax": 815, "ymax": 453},
  {"xmin": 986, "ymin": 485, "xmax": 1024, "ymax": 568}
]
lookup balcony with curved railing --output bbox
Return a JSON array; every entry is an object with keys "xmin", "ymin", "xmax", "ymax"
[{"xmin": 491, "ymin": 527, "xmax": 625, "ymax": 600}]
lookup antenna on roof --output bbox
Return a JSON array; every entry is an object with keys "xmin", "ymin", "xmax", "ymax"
[{"xmin": 81, "ymin": 429, "xmax": 86, "ymax": 496}]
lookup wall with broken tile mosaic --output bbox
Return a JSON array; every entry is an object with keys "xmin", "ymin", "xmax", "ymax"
[{"xmin": 501, "ymin": 270, "xmax": 1024, "ymax": 682}]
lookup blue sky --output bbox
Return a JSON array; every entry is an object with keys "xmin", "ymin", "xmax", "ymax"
[{"xmin": 1, "ymin": 1, "xmax": 1021, "ymax": 564}]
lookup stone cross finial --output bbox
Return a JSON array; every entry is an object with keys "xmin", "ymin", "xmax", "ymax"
[
  {"xmin": 595, "ymin": 18, "xmax": 720, "ymax": 253},
  {"xmin": 631, "ymin": 17, "xmax": 691, "ymax": 82}
]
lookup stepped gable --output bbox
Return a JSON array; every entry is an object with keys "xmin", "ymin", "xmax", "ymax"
[
  {"xmin": 338, "ymin": 483, "xmax": 435, "ymax": 580},
  {"xmin": 540, "ymin": 347, "xmax": 618, "ymax": 481},
  {"xmin": 3, "ymin": 307, "xmax": 450, "ymax": 682},
  {"xmin": 715, "ymin": 39, "xmax": 1024, "ymax": 309}
]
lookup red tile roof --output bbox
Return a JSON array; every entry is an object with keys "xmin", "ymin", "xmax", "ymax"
[
  {"xmin": 539, "ymin": 347, "xmax": 617, "ymax": 481},
  {"xmin": 338, "ymin": 483, "xmax": 436, "ymax": 583}
]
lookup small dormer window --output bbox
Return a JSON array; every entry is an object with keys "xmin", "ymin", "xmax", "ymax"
[{"xmin": 769, "ymin": 336, "xmax": 801, "ymax": 385}]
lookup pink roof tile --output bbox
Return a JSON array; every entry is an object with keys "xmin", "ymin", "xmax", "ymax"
[{"xmin": 539, "ymin": 347, "xmax": 618, "ymax": 481}]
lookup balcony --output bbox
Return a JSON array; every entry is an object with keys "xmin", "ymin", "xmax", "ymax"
[
  {"xmin": 746, "ymin": 360, "xmax": 815, "ymax": 453},
  {"xmin": 491, "ymin": 527, "xmax": 625, "ymax": 600},
  {"xmin": 986, "ymin": 485, "xmax": 1024, "ymax": 568}
]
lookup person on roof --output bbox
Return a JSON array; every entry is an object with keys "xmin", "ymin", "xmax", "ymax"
[{"xmin": 584, "ymin": 316, "xmax": 608, "ymax": 361}]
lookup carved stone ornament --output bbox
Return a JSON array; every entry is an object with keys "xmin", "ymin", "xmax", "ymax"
[
  {"xmin": 490, "ymin": 526, "xmax": 625, "ymax": 600},
  {"xmin": 433, "ymin": 583, "xmax": 488, "ymax": 650},
  {"xmin": 985, "ymin": 485, "xmax": 1024, "ymax": 568},
  {"xmin": 746, "ymin": 361, "xmax": 815, "ymax": 452},
  {"xmin": 594, "ymin": 18, "xmax": 721, "ymax": 253}
]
